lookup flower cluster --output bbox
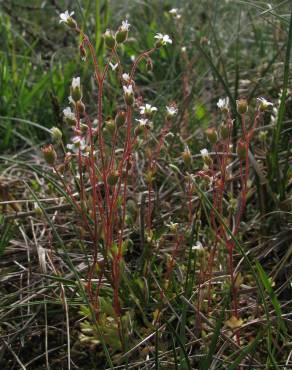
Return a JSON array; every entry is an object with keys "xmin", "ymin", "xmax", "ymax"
[{"xmin": 103, "ymin": 19, "xmax": 131, "ymax": 48}]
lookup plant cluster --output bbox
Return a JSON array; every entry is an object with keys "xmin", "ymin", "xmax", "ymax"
[{"xmin": 1, "ymin": 2, "xmax": 291, "ymax": 369}]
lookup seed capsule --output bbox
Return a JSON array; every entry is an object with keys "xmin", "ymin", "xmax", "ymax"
[
  {"xmin": 42, "ymin": 144, "xmax": 57, "ymax": 166},
  {"xmin": 236, "ymin": 99, "xmax": 248, "ymax": 114},
  {"xmin": 115, "ymin": 111, "xmax": 126, "ymax": 127},
  {"xmin": 107, "ymin": 170, "xmax": 119, "ymax": 186},
  {"xmin": 205, "ymin": 128, "xmax": 218, "ymax": 145},
  {"xmin": 104, "ymin": 29, "xmax": 116, "ymax": 49},
  {"xmin": 237, "ymin": 140, "xmax": 247, "ymax": 160},
  {"xmin": 50, "ymin": 127, "xmax": 62, "ymax": 142}
]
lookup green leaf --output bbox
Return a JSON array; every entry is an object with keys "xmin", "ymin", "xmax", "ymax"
[{"xmin": 255, "ymin": 261, "xmax": 286, "ymax": 334}]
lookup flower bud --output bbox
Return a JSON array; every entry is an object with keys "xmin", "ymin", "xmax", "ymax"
[
  {"xmin": 104, "ymin": 29, "xmax": 116, "ymax": 49},
  {"xmin": 205, "ymin": 128, "xmax": 218, "ymax": 145},
  {"xmin": 220, "ymin": 122, "xmax": 230, "ymax": 140},
  {"xmin": 204, "ymin": 156, "xmax": 213, "ymax": 168},
  {"xmin": 134, "ymin": 124, "xmax": 146, "ymax": 136},
  {"xmin": 34, "ymin": 203, "xmax": 44, "ymax": 218},
  {"xmin": 116, "ymin": 29, "xmax": 127, "ymax": 44},
  {"xmin": 105, "ymin": 118, "xmax": 116, "ymax": 135},
  {"xmin": 200, "ymin": 148, "xmax": 213, "ymax": 168},
  {"xmin": 200, "ymin": 36, "xmax": 209, "ymax": 45},
  {"xmin": 42, "ymin": 144, "xmax": 57, "ymax": 166},
  {"xmin": 145, "ymin": 169, "xmax": 155, "ymax": 184},
  {"xmin": 56, "ymin": 163, "xmax": 66, "ymax": 174},
  {"xmin": 146, "ymin": 59, "xmax": 153, "ymax": 72},
  {"xmin": 123, "ymin": 85, "xmax": 134, "ymax": 106},
  {"xmin": 182, "ymin": 147, "xmax": 192, "ymax": 168},
  {"xmin": 126, "ymin": 160, "xmax": 132, "ymax": 171},
  {"xmin": 76, "ymin": 101, "xmax": 85, "ymax": 115},
  {"xmin": 234, "ymin": 272, "xmax": 244, "ymax": 289},
  {"xmin": 236, "ymin": 99, "xmax": 248, "ymax": 114},
  {"xmin": 79, "ymin": 44, "xmax": 87, "ymax": 61},
  {"xmin": 236, "ymin": 140, "xmax": 247, "ymax": 160},
  {"xmin": 71, "ymin": 77, "xmax": 82, "ymax": 102},
  {"xmin": 192, "ymin": 241, "xmax": 205, "ymax": 255},
  {"xmin": 258, "ymin": 130, "xmax": 268, "ymax": 142},
  {"xmin": 126, "ymin": 199, "xmax": 137, "ymax": 216},
  {"xmin": 50, "ymin": 127, "xmax": 62, "ymax": 142},
  {"xmin": 227, "ymin": 196, "xmax": 237, "ymax": 212},
  {"xmin": 115, "ymin": 111, "xmax": 126, "ymax": 127},
  {"xmin": 80, "ymin": 123, "xmax": 88, "ymax": 134},
  {"xmin": 107, "ymin": 170, "xmax": 119, "ymax": 186}
]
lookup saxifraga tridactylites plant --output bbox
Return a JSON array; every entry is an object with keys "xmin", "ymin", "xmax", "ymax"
[
  {"xmin": 42, "ymin": 10, "xmax": 177, "ymax": 347},
  {"xmin": 42, "ymin": 8, "xmax": 276, "ymax": 356},
  {"xmin": 193, "ymin": 95, "xmax": 273, "ymax": 343}
]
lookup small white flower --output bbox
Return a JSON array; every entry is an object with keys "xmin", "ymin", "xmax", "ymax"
[
  {"xmin": 140, "ymin": 104, "xmax": 158, "ymax": 115},
  {"xmin": 166, "ymin": 105, "xmax": 178, "ymax": 117},
  {"xmin": 136, "ymin": 118, "xmax": 149, "ymax": 125},
  {"xmin": 257, "ymin": 97, "xmax": 273, "ymax": 111},
  {"xmin": 166, "ymin": 221, "xmax": 179, "ymax": 232},
  {"xmin": 200, "ymin": 148, "xmax": 209, "ymax": 159},
  {"xmin": 257, "ymin": 97, "xmax": 273, "ymax": 105},
  {"xmin": 122, "ymin": 73, "xmax": 131, "ymax": 82},
  {"xmin": 217, "ymin": 97, "xmax": 229, "ymax": 112},
  {"xmin": 169, "ymin": 8, "xmax": 178, "ymax": 14},
  {"xmin": 71, "ymin": 77, "xmax": 80, "ymax": 90},
  {"xmin": 63, "ymin": 107, "xmax": 75, "ymax": 120},
  {"xmin": 72, "ymin": 136, "xmax": 83, "ymax": 146},
  {"xmin": 68, "ymin": 96, "xmax": 75, "ymax": 105},
  {"xmin": 123, "ymin": 84, "xmax": 133, "ymax": 95},
  {"xmin": 192, "ymin": 241, "xmax": 204, "ymax": 251},
  {"xmin": 154, "ymin": 33, "xmax": 172, "ymax": 46},
  {"xmin": 67, "ymin": 136, "xmax": 86, "ymax": 153},
  {"xmin": 130, "ymin": 55, "xmax": 135, "ymax": 62},
  {"xmin": 109, "ymin": 62, "xmax": 118, "ymax": 71},
  {"xmin": 181, "ymin": 46, "xmax": 187, "ymax": 53},
  {"xmin": 120, "ymin": 20, "xmax": 130, "ymax": 31},
  {"xmin": 59, "ymin": 10, "xmax": 74, "ymax": 24}
]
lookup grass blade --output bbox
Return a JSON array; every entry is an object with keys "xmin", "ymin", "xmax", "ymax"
[
  {"xmin": 269, "ymin": 6, "xmax": 292, "ymax": 198},
  {"xmin": 198, "ymin": 297, "xmax": 228, "ymax": 370}
]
